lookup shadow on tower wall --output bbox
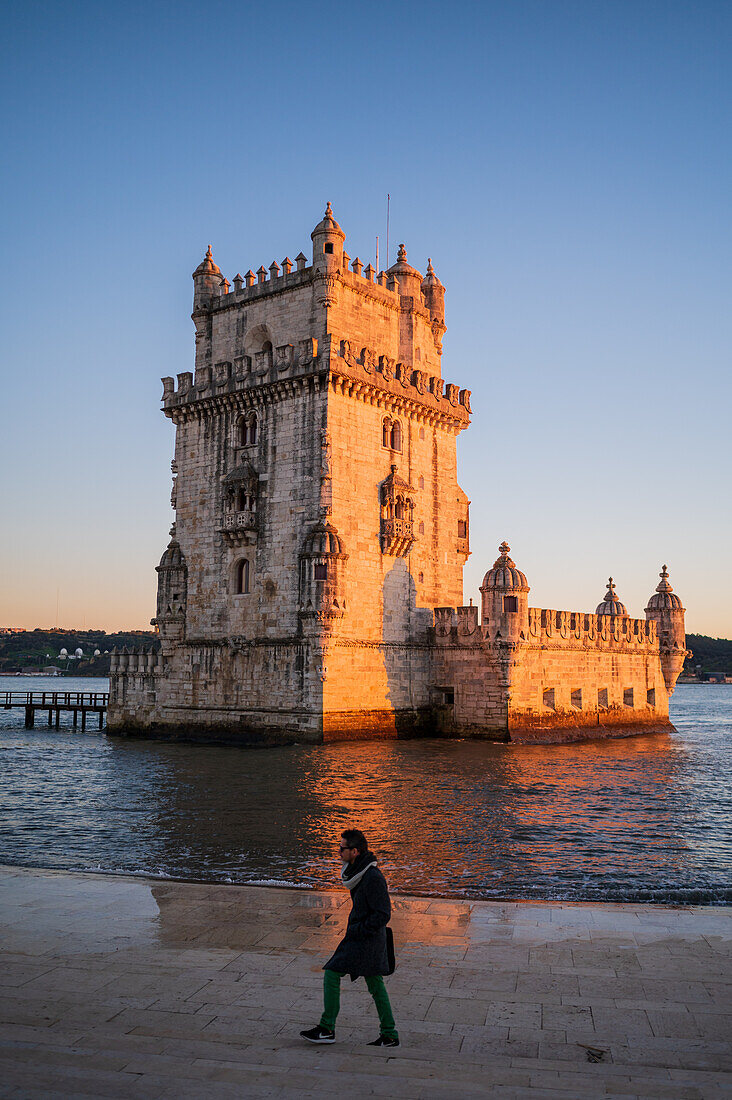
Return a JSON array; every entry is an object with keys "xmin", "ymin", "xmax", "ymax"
[{"xmin": 381, "ymin": 557, "xmax": 436, "ymax": 737}]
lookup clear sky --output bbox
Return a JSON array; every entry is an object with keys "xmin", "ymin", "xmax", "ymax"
[{"xmin": 1, "ymin": 0, "xmax": 730, "ymax": 636}]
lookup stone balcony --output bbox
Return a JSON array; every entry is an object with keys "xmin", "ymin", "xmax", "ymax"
[
  {"xmin": 221, "ymin": 509, "xmax": 258, "ymax": 545},
  {"xmin": 381, "ymin": 517, "xmax": 415, "ymax": 557}
]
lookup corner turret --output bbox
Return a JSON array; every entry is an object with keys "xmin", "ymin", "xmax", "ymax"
[
  {"xmin": 645, "ymin": 566, "xmax": 687, "ymax": 694},
  {"xmin": 311, "ymin": 202, "xmax": 346, "ymax": 272},
  {"xmin": 387, "ymin": 243, "xmax": 423, "ymax": 300},
  {"xmin": 192, "ymin": 246, "xmax": 225, "ymax": 309},
  {"xmin": 480, "ymin": 541, "xmax": 530, "ymax": 644}
]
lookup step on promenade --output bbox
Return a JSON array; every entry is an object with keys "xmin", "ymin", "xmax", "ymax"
[{"xmin": 0, "ymin": 866, "xmax": 729, "ymax": 1099}]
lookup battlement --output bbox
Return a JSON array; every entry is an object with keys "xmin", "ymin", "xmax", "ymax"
[
  {"xmin": 434, "ymin": 605, "xmax": 659, "ymax": 651},
  {"xmin": 110, "ymin": 648, "xmax": 162, "ymax": 675},
  {"xmin": 161, "ymin": 331, "xmax": 471, "ymax": 425}
]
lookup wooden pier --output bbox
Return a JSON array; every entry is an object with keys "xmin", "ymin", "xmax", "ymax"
[{"xmin": 1, "ymin": 691, "xmax": 109, "ymax": 731}]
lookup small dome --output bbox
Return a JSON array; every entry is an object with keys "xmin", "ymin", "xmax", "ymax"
[
  {"xmin": 158, "ymin": 538, "xmax": 185, "ymax": 570},
  {"xmin": 645, "ymin": 565, "xmax": 684, "ymax": 612},
  {"xmin": 75, "ymin": 648, "xmax": 83, "ymax": 657},
  {"xmin": 596, "ymin": 577, "xmax": 627, "ymax": 616},
  {"xmin": 311, "ymin": 202, "xmax": 345, "ymax": 242},
  {"xmin": 193, "ymin": 245, "xmax": 221, "ymax": 277},
  {"xmin": 387, "ymin": 243, "xmax": 422, "ymax": 281},
  {"xmin": 94, "ymin": 649, "xmax": 101, "ymax": 657},
  {"xmin": 421, "ymin": 257, "xmax": 443, "ymax": 290},
  {"xmin": 302, "ymin": 521, "xmax": 347, "ymax": 558},
  {"xmin": 59, "ymin": 648, "xmax": 68, "ymax": 657},
  {"xmin": 482, "ymin": 542, "xmax": 529, "ymax": 591}
]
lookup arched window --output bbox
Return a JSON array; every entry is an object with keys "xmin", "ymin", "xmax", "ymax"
[
  {"xmin": 237, "ymin": 416, "xmax": 248, "ymax": 446},
  {"xmin": 235, "ymin": 559, "xmax": 250, "ymax": 595},
  {"xmin": 248, "ymin": 412, "xmax": 257, "ymax": 445},
  {"xmin": 390, "ymin": 420, "xmax": 402, "ymax": 451},
  {"xmin": 395, "ymin": 497, "xmax": 405, "ymax": 520},
  {"xmin": 382, "ymin": 417, "xmax": 391, "ymax": 449}
]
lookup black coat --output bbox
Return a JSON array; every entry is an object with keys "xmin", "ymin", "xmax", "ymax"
[{"xmin": 324, "ymin": 857, "xmax": 392, "ymax": 980}]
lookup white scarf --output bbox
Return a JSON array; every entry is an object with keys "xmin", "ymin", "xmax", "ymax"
[{"xmin": 341, "ymin": 860, "xmax": 377, "ymax": 891}]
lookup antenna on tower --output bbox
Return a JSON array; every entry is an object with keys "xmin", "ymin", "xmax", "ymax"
[
  {"xmin": 375, "ymin": 235, "xmax": 379, "ymax": 273},
  {"xmin": 386, "ymin": 193, "xmax": 390, "ymax": 269}
]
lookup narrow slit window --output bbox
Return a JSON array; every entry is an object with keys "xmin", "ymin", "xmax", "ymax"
[
  {"xmin": 543, "ymin": 688, "xmax": 555, "ymax": 710},
  {"xmin": 624, "ymin": 688, "xmax": 634, "ymax": 708},
  {"xmin": 503, "ymin": 595, "xmax": 518, "ymax": 612},
  {"xmin": 458, "ymin": 520, "xmax": 467, "ymax": 539},
  {"xmin": 571, "ymin": 689, "xmax": 582, "ymax": 709},
  {"xmin": 646, "ymin": 688, "xmax": 656, "ymax": 706},
  {"xmin": 598, "ymin": 688, "xmax": 608, "ymax": 709}
]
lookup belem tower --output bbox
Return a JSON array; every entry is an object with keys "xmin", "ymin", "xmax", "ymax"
[{"xmin": 108, "ymin": 205, "xmax": 688, "ymax": 744}]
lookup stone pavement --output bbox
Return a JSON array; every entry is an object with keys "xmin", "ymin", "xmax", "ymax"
[{"xmin": 0, "ymin": 867, "xmax": 729, "ymax": 1099}]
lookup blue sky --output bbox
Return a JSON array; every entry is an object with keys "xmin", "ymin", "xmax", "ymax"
[{"xmin": 1, "ymin": 0, "xmax": 730, "ymax": 635}]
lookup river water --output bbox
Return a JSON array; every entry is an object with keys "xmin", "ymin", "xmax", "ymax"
[{"xmin": 1, "ymin": 677, "xmax": 730, "ymax": 905}]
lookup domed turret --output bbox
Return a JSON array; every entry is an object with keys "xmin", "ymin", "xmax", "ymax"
[
  {"xmin": 482, "ymin": 541, "xmax": 529, "ymax": 592},
  {"xmin": 421, "ymin": 257, "xmax": 445, "ymax": 325},
  {"xmin": 596, "ymin": 577, "xmax": 627, "ymax": 617},
  {"xmin": 153, "ymin": 537, "xmax": 188, "ymax": 644},
  {"xmin": 299, "ymin": 520, "xmax": 348, "ymax": 633},
  {"xmin": 387, "ymin": 243, "xmax": 423, "ymax": 299},
  {"xmin": 302, "ymin": 520, "xmax": 347, "ymax": 559},
  {"xmin": 645, "ymin": 566, "xmax": 687, "ymax": 695},
  {"xmin": 192, "ymin": 245, "xmax": 225, "ymax": 308},
  {"xmin": 645, "ymin": 565, "xmax": 683, "ymax": 612},
  {"xmin": 311, "ymin": 202, "xmax": 346, "ymax": 270},
  {"xmin": 480, "ymin": 542, "xmax": 530, "ymax": 643}
]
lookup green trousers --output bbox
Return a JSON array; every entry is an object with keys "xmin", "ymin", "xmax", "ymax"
[{"xmin": 319, "ymin": 968, "xmax": 398, "ymax": 1040}]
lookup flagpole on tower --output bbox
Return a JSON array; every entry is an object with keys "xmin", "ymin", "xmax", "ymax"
[{"xmin": 386, "ymin": 193, "xmax": 390, "ymax": 269}]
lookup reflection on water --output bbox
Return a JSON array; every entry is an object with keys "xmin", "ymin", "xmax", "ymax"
[{"xmin": 0, "ymin": 678, "xmax": 730, "ymax": 904}]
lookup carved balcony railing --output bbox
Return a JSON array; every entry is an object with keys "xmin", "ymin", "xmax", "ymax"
[
  {"xmin": 381, "ymin": 517, "xmax": 415, "ymax": 557},
  {"xmin": 221, "ymin": 509, "xmax": 258, "ymax": 544}
]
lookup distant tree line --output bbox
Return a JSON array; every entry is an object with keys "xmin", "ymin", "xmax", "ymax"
[
  {"xmin": 0, "ymin": 628, "xmax": 160, "ymax": 676},
  {"xmin": 684, "ymin": 634, "xmax": 732, "ymax": 680}
]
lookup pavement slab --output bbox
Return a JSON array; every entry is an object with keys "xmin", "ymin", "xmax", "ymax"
[{"xmin": 0, "ymin": 865, "xmax": 729, "ymax": 1099}]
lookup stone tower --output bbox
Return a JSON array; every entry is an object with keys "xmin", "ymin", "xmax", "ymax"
[{"xmin": 109, "ymin": 205, "xmax": 471, "ymax": 740}]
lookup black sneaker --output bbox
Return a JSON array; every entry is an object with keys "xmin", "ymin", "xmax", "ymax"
[
  {"xmin": 300, "ymin": 1026, "xmax": 335, "ymax": 1044},
  {"xmin": 368, "ymin": 1034, "xmax": 400, "ymax": 1047}
]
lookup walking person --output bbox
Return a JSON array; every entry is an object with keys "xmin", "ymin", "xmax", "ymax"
[{"xmin": 300, "ymin": 828, "xmax": 399, "ymax": 1047}]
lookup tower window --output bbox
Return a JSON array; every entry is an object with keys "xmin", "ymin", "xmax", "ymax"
[
  {"xmin": 647, "ymin": 688, "xmax": 656, "ymax": 706},
  {"xmin": 418, "ymin": 522, "xmax": 425, "ymax": 534},
  {"xmin": 458, "ymin": 520, "xmax": 467, "ymax": 539},
  {"xmin": 419, "ymin": 476, "xmax": 424, "ymax": 489},
  {"xmin": 382, "ymin": 417, "xmax": 392, "ymax": 449},
  {"xmin": 598, "ymin": 688, "xmax": 608, "ymax": 709},
  {"xmin": 235, "ymin": 559, "xmax": 250, "ymax": 595},
  {"xmin": 314, "ymin": 563, "xmax": 328, "ymax": 580},
  {"xmin": 390, "ymin": 420, "xmax": 402, "ymax": 451},
  {"xmin": 324, "ymin": 242, "xmax": 334, "ymax": 254},
  {"xmin": 503, "ymin": 596, "xmax": 518, "ymax": 613},
  {"xmin": 543, "ymin": 688, "xmax": 555, "ymax": 710},
  {"xmin": 571, "ymin": 689, "xmax": 582, "ymax": 709},
  {"xmin": 238, "ymin": 412, "xmax": 258, "ymax": 446},
  {"xmin": 624, "ymin": 688, "xmax": 634, "ymax": 708},
  {"xmin": 418, "ymin": 571, "xmax": 424, "ymax": 583}
]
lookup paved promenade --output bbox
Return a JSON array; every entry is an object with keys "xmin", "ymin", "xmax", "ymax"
[{"xmin": 0, "ymin": 867, "xmax": 729, "ymax": 1098}]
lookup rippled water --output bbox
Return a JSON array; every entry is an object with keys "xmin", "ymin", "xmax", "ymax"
[{"xmin": 1, "ymin": 676, "xmax": 730, "ymax": 904}]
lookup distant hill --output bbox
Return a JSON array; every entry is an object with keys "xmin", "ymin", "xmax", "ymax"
[
  {"xmin": 0, "ymin": 628, "xmax": 159, "ymax": 676},
  {"xmin": 684, "ymin": 634, "xmax": 732, "ymax": 680}
]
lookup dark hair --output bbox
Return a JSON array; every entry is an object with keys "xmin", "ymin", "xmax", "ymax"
[{"xmin": 341, "ymin": 828, "xmax": 367, "ymax": 854}]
